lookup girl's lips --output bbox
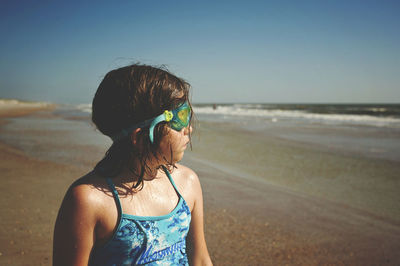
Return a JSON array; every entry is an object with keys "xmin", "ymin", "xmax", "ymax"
[{"xmin": 183, "ymin": 142, "xmax": 189, "ymax": 149}]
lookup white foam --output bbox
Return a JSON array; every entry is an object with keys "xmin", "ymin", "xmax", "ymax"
[
  {"xmin": 193, "ymin": 106, "xmax": 400, "ymax": 127},
  {"xmin": 367, "ymin": 107, "xmax": 387, "ymax": 112},
  {"xmin": 0, "ymin": 99, "xmax": 51, "ymax": 108},
  {"xmin": 76, "ymin": 103, "xmax": 92, "ymax": 113}
]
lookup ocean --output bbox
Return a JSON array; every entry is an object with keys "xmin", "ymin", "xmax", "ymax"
[
  {"xmin": 3, "ymin": 101, "xmax": 400, "ymax": 165},
  {"xmin": 193, "ymin": 103, "xmax": 400, "ymax": 127}
]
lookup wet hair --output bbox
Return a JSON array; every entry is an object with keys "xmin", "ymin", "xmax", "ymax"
[{"xmin": 91, "ymin": 64, "xmax": 192, "ymax": 190}]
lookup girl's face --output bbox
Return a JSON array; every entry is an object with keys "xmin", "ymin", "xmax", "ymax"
[{"xmin": 159, "ymin": 124, "xmax": 192, "ymax": 163}]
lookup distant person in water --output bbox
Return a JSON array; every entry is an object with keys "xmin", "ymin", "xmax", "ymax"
[{"xmin": 53, "ymin": 64, "xmax": 213, "ymax": 265}]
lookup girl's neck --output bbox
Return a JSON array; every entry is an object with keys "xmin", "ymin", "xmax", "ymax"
[{"xmin": 117, "ymin": 162, "xmax": 163, "ymax": 185}]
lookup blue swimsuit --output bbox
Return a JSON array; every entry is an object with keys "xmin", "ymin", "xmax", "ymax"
[{"xmin": 90, "ymin": 167, "xmax": 191, "ymax": 265}]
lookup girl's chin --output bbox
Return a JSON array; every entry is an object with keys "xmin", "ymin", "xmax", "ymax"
[
  {"xmin": 173, "ymin": 151, "xmax": 185, "ymax": 163},
  {"xmin": 161, "ymin": 152, "xmax": 184, "ymax": 165}
]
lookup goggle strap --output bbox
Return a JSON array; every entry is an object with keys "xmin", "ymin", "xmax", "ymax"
[
  {"xmin": 149, "ymin": 113, "xmax": 168, "ymax": 143},
  {"xmin": 111, "ymin": 119, "xmax": 152, "ymax": 142},
  {"xmin": 111, "ymin": 102, "xmax": 189, "ymax": 143}
]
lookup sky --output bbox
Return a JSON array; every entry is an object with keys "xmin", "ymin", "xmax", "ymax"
[{"xmin": 0, "ymin": 0, "xmax": 399, "ymax": 104}]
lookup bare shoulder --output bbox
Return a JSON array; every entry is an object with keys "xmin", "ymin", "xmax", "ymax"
[
  {"xmin": 53, "ymin": 172, "xmax": 113, "ymax": 265},
  {"xmin": 70, "ymin": 172, "xmax": 109, "ymax": 201},
  {"xmin": 174, "ymin": 163, "xmax": 199, "ymax": 182},
  {"xmin": 171, "ymin": 164, "xmax": 202, "ymax": 211},
  {"xmin": 59, "ymin": 172, "xmax": 113, "ymax": 221},
  {"xmin": 172, "ymin": 163, "xmax": 200, "ymax": 190}
]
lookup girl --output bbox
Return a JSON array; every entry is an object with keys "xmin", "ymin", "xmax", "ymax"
[{"xmin": 53, "ymin": 64, "xmax": 212, "ymax": 265}]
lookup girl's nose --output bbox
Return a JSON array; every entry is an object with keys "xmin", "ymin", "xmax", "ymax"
[{"xmin": 183, "ymin": 125, "xmax": 192, "ymax": 135}]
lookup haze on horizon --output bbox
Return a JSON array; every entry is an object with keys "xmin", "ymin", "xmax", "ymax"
[{"xmin": 0, "ymin": 0, "xmax": 399, "ymax": 104}]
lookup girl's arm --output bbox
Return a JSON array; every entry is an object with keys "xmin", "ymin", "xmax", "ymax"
[
  {"xmin": 53, "ymin": 185, "xmax": 97, "ymax": 266},
  {"xmin": 186, "ymin": 172, "xmax": 213, "ymax": 266}
]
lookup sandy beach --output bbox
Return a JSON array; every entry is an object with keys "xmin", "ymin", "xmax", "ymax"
[{"xmin": 0, "ymin": 103, "xmax": 399, "ymax": 265}]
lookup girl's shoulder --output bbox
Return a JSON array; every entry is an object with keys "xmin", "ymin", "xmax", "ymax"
[
  {"xmin": 69, "ymin": 171, "xmax": 111, "ymax": 196},
  {"xmin": 54, "ymin": 172, "xmax": 118, "ymax": 256},
  {"xmin": 63, "ymin": 171, "xmax": 115, "ymax": 217},
  {"xmin": 173, "ymin": 163, "xmax": 198, "ymax": 181},
  {"xmin": 170, "ymin": 164, "xmax": 201, "ymax": 211}
]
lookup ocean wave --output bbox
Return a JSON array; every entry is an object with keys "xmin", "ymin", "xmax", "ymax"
[
  {"xmin": 76, "ymin": 103, "xmax": 92, "ymax": 113},
  {"xmin": 0, "ymin": 98, "xmax": 51, "ymax": 108},
  {"xmin": 193, "ymin": 105, "xmax": 400, "ymax": 127},
  {"xmin": 366, "ymin": 107, "xmax": 387, "ymax": 112}
]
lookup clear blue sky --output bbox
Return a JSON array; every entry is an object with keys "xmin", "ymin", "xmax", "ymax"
[{"xmin": 1, "ymin": 0, "xmax": 399, "ymax": 104}]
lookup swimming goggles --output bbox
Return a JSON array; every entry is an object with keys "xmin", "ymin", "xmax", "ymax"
[{"xmin": 112, "ymin": 101, "xmax": 191, "ymax": 143}]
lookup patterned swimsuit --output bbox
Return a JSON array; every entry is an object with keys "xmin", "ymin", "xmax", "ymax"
[{"xmin": 90, "ymin": 167, "xmax": 191, "ymax": 265}]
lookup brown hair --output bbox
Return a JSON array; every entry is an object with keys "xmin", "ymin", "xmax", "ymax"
[{"xmin": 92, "ymin": 64, "xmax": 192, "ymax": 190}]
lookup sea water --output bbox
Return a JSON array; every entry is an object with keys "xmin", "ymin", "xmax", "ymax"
[
  {"xmin": 2, "ymin": 102, "xmax": 399, "ymax": 167},
  {"xmin": 186, "ymin": 103, "xmax": 400, "ymax": 220},
  {"xmin": 193, "ymin": 103, "xmax": 400, "ymax": 162}
]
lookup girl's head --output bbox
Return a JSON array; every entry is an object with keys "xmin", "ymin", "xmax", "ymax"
[{"xmin": 92, "ymin": 64, "xmax": 193, "ymax": 187}]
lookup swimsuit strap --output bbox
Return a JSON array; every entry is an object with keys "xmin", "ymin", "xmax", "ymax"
[
  {"xmin": 161, "ymin": 165, "xmax": 183, "ymax": 198},
  {"xmin": 105, "ymin": 178, "xmax": 123, "ymax": 214},
  {"xmin": 106, "ymin": 168, "xmax": 181, "ymax": 214}
]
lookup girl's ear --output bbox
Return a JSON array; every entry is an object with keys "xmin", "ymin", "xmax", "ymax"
[{"xmin": 130, "ymin": 128, "xmax": 142, "ymax": 146}]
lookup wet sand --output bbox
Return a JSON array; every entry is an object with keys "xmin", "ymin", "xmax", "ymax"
[
  {"xmin": 0, "ymin": 105, "xmax": 399, "ymax": 265},
  {"xmin": 0, "ymin": 104, "xmax": 84, "ymax": 265}
]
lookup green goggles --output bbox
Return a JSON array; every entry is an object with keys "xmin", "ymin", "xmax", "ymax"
[{"xmin": 112, "ymin": 101, "xmax": 191, "ymax": 143}]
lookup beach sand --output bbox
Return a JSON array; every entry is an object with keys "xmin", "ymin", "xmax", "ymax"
[
  {"xmin": 0, "ymin": 103, "xmax": 83, "ymax": 265},
  {"xmin": 0, "ymin": 105, "xmax": 399, "ymax": 265}
]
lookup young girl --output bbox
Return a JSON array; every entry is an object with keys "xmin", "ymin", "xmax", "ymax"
[{"xmin": 53, "ymin": 64, "xmax": 213, "ymax": 265}]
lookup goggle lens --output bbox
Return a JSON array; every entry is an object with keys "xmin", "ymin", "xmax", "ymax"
[{"xmin": 170, "ymin": 103, "xmax": 191, "ymax": 131}]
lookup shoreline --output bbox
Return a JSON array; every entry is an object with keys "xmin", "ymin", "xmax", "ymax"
[
  {"xmin": 0, "ymin": 105, "xmax": 399, "ymax": 265},
  {"xmin": 0, "ymin": 99, "xmax": 56, "ymax": 119}
]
